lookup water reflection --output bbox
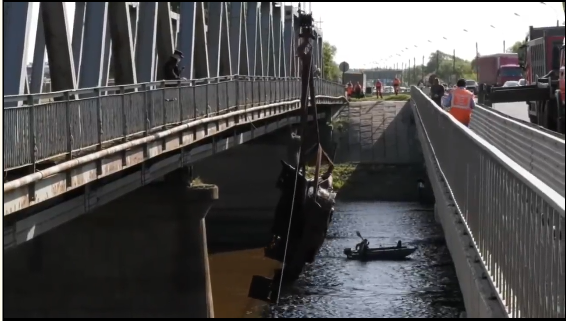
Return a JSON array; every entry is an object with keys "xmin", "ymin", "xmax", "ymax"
[{"xmin": 268, "ymin": 201, "xmax": 464, "ymax": 318}]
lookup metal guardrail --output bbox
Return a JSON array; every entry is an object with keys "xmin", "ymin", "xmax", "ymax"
[
  {"xmin": 470, "ymin": 106, "xmax": 565, "ymax": 197},
  {"xmin": 3, "ymin": 76, "xmax": 344, "ymax": 171},
  {"xmin": 412, "ymin": 87, "xmax": 565, "ymax": 318}
]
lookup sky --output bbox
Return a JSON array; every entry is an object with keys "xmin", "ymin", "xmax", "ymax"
[{"xmin": 26, "ymin": 2, "xmax": 564, "ymax": 69}]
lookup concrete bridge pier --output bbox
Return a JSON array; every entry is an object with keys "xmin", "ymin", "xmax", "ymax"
[{"xmin": 4, "ymin": 167, "xmax": 218, "ymax": 318}]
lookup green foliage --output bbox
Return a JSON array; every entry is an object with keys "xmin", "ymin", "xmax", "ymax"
[
  {"xmin": 507, "ymin": 41, "xmax": 526, "ymax": 54},
  {"xmin": 419, "ymin": 51, "xmax": 477, "ymax": 84},
  {"xmin": 323, "ymin": 41, "xmax": 341, "ymax": 82}
]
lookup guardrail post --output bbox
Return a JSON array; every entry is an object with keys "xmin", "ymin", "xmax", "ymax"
[
  {"xmin": 26, "ymin": 95, "xmax": 38, "ymax": 201},
  {"xmin": 235, "ymin": 76, "xmax": 239, "ymax": 113},
  {"xmin": 142, "ymin": 84, "xmax": 150, "ymax": 136},
  {"xmin": 191, "ymin": 80, "xmax": 197, "ymax": 119},
  {"xmin": 95, "ymin": 88, "xmax": 103, "ymax": 148},
  {"xmin": 121, "ymin": 86, "xmax": 128, "ymax": 142},
  {"xmin": 178, "ymin": 80, "xmax": 183, "ymax": 122},
  {"xmin": 27, "ymin": 95, "xmax": 37, "ymax": 173},
  {"xmin": 161, "ymin": 81, "xmax": 167, "ymax": 129},
  {"xmin": 64, "ymin": 92, "xmax": 73, "ymax": 161}
]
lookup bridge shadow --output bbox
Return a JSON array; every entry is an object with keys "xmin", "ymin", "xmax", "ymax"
[
  {"xmin": 333, "ymin": 100, "xmax": 435, "ymax": 203},
  {"xmin": 192, "ymin": 122, "xmax": 328, "ymax": 255}
]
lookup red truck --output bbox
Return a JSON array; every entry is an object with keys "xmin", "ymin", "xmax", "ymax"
[
  {"xmin": 477, "ymin": 53, "xmax": 522, "ymax": 86},
  {"xmin": 489, "ymin": 26, "xmax": 565, "ymax": 133}
]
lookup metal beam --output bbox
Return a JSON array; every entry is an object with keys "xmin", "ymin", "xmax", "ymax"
[
  {"xmin": 4, "ymin": 2, "xmax": 33, "ymax": 96},
  {"xmin": 72, "ymin": 2, "xmax": 86, "ymax": 79},
  {"xmin": 246, "ymin": 2, "xmax": 260, "ymax": 76},
  {"xmin": 135, "ymin": 2, "xmax": 158, "ymax": 83},
  {"xmin": 101, "ymin": 20, "xmax": 112, "ymax": 87},
  {"xmin": 178, "ymin": 2, "xmax": 209, "ymax": 79},
  {"xmin": 318, "ymin": 36, "xmax": 324, "ymax": 78},
  {"xmin": 260, "ymin": 3, "xmax": 273, "ymax": 76},
  {"xmin": 229, "ymin": 2, "xmax": 243, "ymax": 75},
  {"xmin": 108, "ymin": 2, "xmax": 137, "ymax": 85},
  {"xmin": 30, "ymin": 3, "xmax": 47, "ymax": 94},
  {"xmin": 42, "ymin": 2, "xmax": 77, "ymax": 91},
  {"xmin": 273, "ymin": 5, "xmax": 282, "ymax": 77},
  {"xmin": 155, "ymin": 2, "xmax": 174, "ymax": 81},
  {"xmin": 283, "ymin": 6, "xmax": 295, "ymax": 78},
  {"xmin": 208, "ymin": 2, "xmax": 232, "ymax": 77},
  {"xmin": 78, "ymin": 2, "xmax": 108, "ymax": 89}
]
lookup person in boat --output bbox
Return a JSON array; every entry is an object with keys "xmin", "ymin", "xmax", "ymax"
[
  {"xmin": 356, "ymin": 239, "xmax": 370, "ymax": 256},
  {"xmin": 397, "ymin": 240, "xmax": 403, "ymax": 248}
]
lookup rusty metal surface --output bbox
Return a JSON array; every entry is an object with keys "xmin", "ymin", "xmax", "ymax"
[
  {"xmin": 4, "ymin": 97, "xmax": 342, "ymax": 216},
  {"xmin": 4, "ymin": 110, "xmax": 328, "ymax": 248}
]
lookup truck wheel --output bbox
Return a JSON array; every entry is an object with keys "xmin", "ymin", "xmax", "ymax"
[{"xmin": 529, "ymin": 115, "xmax": 538, "ymax": 125}]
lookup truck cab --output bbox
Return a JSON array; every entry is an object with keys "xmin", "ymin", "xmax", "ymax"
[{"xmin": 497, "ymin": 64, "xmax": 523, "ymax": 85}]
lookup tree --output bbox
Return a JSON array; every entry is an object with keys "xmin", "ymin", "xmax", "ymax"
[
  {"xmin": 322, "ymin": 41, "xmax": 340, "ymax": 82},
  {"xmin": 419, "ymin": 50, "xmax": 476, "ymax": 84},
  {"xmin": 507, "ymin": 40, "xmax": 526, "ymax": 54}
]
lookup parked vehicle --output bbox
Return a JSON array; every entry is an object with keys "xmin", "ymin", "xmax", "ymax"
[
  {"xmin": 489, "ymin": 25, "xmax": 565, "ymax": 133},
  {"xmin": 477, "ymin": 53, "xmax": 522, "ymax": 87},
  {"xmin": 465, "ymin": 80, "xmax": 478, "ymax": 94}
]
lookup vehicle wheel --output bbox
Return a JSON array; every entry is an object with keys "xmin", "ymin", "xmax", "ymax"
[{"xmin": 529, "ymin": 115, "xmax": 538, "ymax": 125}]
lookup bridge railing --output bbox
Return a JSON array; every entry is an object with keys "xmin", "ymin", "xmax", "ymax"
[
  {"xmin": 411, "ymin": 87, "xmax": 565, "ymax": 318},
  {"xmin": 3, "ymin": 76, "xmax": 344, "ymax": 171},
  {"xmin": 469, "ymin": 105, "xmax": 565, "ymax": 197}
]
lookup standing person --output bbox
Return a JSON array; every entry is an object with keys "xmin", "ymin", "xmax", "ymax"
[
  {"xmin": 354, "ymin": 82, "xmax": 362, "ymax": 97},
  {"xmin": 375, "ymin": 79, "xmax": 383, "ymax": 99},
  {"xmin": 346, "ymin": 82, "xmax": 353, "ymax": 97},
  {"xmin": 443, "ymin": 78, "xmax": 475, "ymax": 127},
  {"xmin": 163, "ymin": 50, "xmax": 185, "ymax": 81},
  {"xmin": 430, "ymin": 78, "xmax": 445, "ymax": 106},
  {"xmin": 392, "ymin": 76, "xmax": 401, "ymax": 95}
]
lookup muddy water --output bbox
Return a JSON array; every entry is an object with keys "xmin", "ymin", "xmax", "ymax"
[{"xmin": 208, "ymin": 201, "xmax": 464, "ymax": 318}]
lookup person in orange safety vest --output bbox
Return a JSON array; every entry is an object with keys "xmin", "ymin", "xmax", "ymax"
[
  {"xmin": 392, "ymin": 77, "xmax": 400, "ymax": 95},
  {"xmin": 442, "ymin": 78, "xmax": 475, "ymax": 126},
  {"xmin": 346, "ymin": 82, "xmax": 353, "ymax": 97},
  {"xmin": 375, "ymin": 79, "xmax": 383, "ymax": 99}
]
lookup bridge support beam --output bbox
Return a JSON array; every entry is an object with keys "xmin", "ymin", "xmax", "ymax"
[
  {"xmin": 283, "ymin": 6, "xmax": 295, "ymax": 78},
  {"xmin": 135, "ymin": 2, "xmax": 158, "ymax": 83},
  {"xmin": 208, "ymin": 2, "xmax": 232, "ymax": 78},
  {"xmin": 72, "ymin": 2, "xmax": 86, "ymax": 80},
  {"xmin": 229, "ymin": 2, "xmax": 244, "ymax": 76},
  {"xmin": 4, "ymin": 2, "xmax": 33, "ymax": 97},
  {"xmin": 79, "ymin": 2, "xmax": 108, "ymax": 89},
  {"xmin": 108, "ymin": 2, "xmax": 137, "ymax": 85},
  {"xmin": 155, "ymin": 2, "xmax": 175, "ymax": 81},
  {"xmin": 4, "ymin": 168, "xmax": 218, "ymax": 318},
  {"xmin": 30, "ymin": 3, "xmax": 47, "ymax": 95},
  {"xmin": 260, "ymin": 3, "xmax": 274, "ymax": 77},
  {"xmin": 177, "ymin": 2, "xmax": 209, "ymax": 80},
  {"xmin": 247, "ymin": 2, "xmax": 261, "ymax": 76}
]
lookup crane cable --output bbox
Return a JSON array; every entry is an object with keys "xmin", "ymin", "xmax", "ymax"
[{"xmin": 275, "ymin": 41, "xmax": 315, "ymax": 306}]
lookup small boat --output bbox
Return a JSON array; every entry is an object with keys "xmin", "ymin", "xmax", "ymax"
[
  {"xmin": 343, "ymin": 246, "xmax": 417, "ymax": 261},
  {"xmin": 344, "ymin": 231, "xmax": 417, "ymax": 261}
]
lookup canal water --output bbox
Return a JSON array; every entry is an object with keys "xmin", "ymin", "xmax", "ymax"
[{"xmin": 209, "ymin": 201, "xmax": 464, "ymax": 318}]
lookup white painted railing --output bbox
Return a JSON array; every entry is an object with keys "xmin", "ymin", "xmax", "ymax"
[
  {"xmin": 412, "ymin": 86, "xmax": 565, "ymax": 318},
  {"xmin": 470, "ymin": 105, "xmax": 565, "ymax": 197}
]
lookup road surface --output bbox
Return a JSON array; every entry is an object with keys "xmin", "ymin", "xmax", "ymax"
[{"xmin": 491, "ymin": 102, "xmax": 530, "ymax": 122}]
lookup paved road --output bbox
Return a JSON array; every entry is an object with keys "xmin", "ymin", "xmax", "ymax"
[{"xmin": 491, "ymin": 102, "xmax": 530, "ymax": 122}]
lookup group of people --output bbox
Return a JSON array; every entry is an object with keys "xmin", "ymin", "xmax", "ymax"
[
  {"xmin": 430, "ymin": 77, "xmax": 475, "ymax": 127},
  {"xmin": 374, "ymin": 77, "xmax": 402, "ymax": 98},
  {"xmin": 345, "ymin": 81, "xmax": 364, "ymax": 98}
]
